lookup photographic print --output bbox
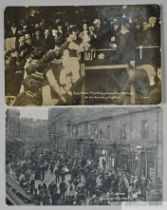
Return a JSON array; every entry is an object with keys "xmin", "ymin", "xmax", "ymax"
[
  {"xmin": 6, "ymin": 107, "xmax": 162, "ymax": 205},
  {"xmin": 4, "ymin": 5, "xmax": 161, "ymax": 105}
]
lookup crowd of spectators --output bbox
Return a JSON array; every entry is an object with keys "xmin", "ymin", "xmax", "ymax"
[{"xmin": 6, "ymin": 143, "xmax": 162, "ymax": 205}]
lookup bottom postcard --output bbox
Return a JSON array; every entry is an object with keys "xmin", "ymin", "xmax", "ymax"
[{"xmin": 6, "ymin": 107, "xmax": 163, "ymax": 205}]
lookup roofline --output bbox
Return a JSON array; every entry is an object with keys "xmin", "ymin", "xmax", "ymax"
[{"xmin": 73, "ymin": 108, "xmax": 160, "ymax": 125}]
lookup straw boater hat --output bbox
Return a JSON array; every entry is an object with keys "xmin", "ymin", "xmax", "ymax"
[{"xmin": 93, "ymin": 18, "xmax": 101, "ymax": 25}]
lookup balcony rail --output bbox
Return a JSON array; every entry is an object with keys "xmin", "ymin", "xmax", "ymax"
[{"xmin": 80, "ymin": 45, "xmax": 160, "ymax": 61}]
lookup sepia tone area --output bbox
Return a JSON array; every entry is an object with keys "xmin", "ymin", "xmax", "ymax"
[
  {"xmin": 6, "ymin": 107, "xmax": 162, "ymax": 205},
  {"xmin": 5, "ymin": 5, "xmax": 161, "ymax": 105}
]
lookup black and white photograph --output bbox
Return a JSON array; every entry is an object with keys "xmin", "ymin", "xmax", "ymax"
[
  {"xmin": 6, "ymin": 107, "xmax": 163, "ymax": 205},
  {"xmin": 5, "ymin": 5, "xmax": 161, "ymax": 105}
]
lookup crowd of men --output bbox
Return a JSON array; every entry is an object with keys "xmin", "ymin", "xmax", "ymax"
[
  {"xmin": 5, "ymin": 7, "xmax": 161, "ymax": 105},
  {"xmin": 6, "ymin": 142, "xmax": 162, "ymax": 205}
]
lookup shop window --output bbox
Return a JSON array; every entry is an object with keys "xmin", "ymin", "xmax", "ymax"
[
  {"xmin": 141, "ymin": 120, "xmax": 149, "ymax": 138},
  {"xmin": 95, "ymin": 129, "xmax": 99, "ymax": 139},
  {"xmin": 98, "ymin": 130, "xmax": 102, "ymax": 140},
  {"xmin": 72, "ymin": 125, "xmax": 76, "ymax": 137},
  {"xmin": 88, "ymin": 124, "xmax": 91, "ymax": 135},
  {"xmin": 77, "ymin": 126, "xmax": 80, "ymax": 137},
  {"xmin": 84, "ymin": 123, "xmax": 88, "ymax": 133},
  {"xmin": 121, "ymin": 124, "xmax": 127, "ymax": 141},
  {"xmin": 107, "ymin": 125, "xmax": 111, "ymax": 138}
]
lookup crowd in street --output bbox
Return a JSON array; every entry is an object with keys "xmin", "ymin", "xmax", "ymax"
[
  {"xmin": 5, "ymin": 7, "xmax": 161, "ymax": 105},
  {"xmin": 6, "ymin": 143, "xmax": 162, "ymax": 205}
]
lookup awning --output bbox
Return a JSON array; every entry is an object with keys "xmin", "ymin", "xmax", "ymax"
[
  {"xmin": 6, "ymin": 174, "xmax": 31, "ymax": 201},
  {"xmin": 6, "ymin": 185, "xmax": 25, "ymax": 205},
  {"xmin": 7, "ymin": 137, "xmax": 22, "ymax": 143}
]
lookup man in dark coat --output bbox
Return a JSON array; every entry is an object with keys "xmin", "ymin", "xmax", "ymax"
[
  {"xmin": 32, "ymin": 30, "xmax": 44, "ymax": 48},
  {"xmin": 48, "ymin": 180, "xmax": 58, "ymax": 204},
  {"xmin": 13, "ymin": 74, "xmax": 43, "ymax": 106},
  {"xmin": 43, "ymin": 29, "xmax": 55, "ymax": 50},
  {"xmin": 59, "ymin": 178, "xmax": 67, "ymax": 199},
  {"xmin": 5, "ymin": 49, "xmax": 19, "ymax": 96}
]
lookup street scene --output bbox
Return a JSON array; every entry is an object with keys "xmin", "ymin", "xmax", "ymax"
[{"xmin": 6, "ymin": 107, "xmax": 162, "ymax": 205}]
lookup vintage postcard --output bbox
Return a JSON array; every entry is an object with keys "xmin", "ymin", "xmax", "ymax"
[
  {"xmin": 6, "ymin": 107, "xmax": 162, "ymax": 205},
  {"xmin": 4, "ymin": 5, "xmax": 161, "ymax": 105}
]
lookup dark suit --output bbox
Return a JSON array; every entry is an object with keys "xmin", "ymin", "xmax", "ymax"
[{"xmin": 43, "ymin": 35, "xmax": 55, "ymax": 50}]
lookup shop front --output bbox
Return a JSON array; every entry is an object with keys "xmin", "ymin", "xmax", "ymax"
[
  {"xmin": 66, "ymin": 138, "xmax": 131, "ymax": 171},
  {"xmin": 131, "ymin": 145, "xmax": 158, "ymax": 184}
]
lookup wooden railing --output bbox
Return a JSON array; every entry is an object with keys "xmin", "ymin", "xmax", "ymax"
[
  {"xmin": 136, "ymin": 45, "xmax": 160, "ymax": 60},
  {"xmin": 81, "ymin": 46, "xmax": 160, "ymax": 61}
]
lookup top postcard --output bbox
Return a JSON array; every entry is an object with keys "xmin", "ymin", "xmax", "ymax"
[{"xmin": 4, "ymin": 5, "xmax": 161, "ymax": 106}]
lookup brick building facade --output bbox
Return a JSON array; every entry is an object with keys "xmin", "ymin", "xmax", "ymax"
[
  {"xmin": 6, "ymin": 109, "xmax": 20, "ymax": 141},
  {"xmin": 48, "ymin": 107, "xmax": 162, "ymax": 184}
]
